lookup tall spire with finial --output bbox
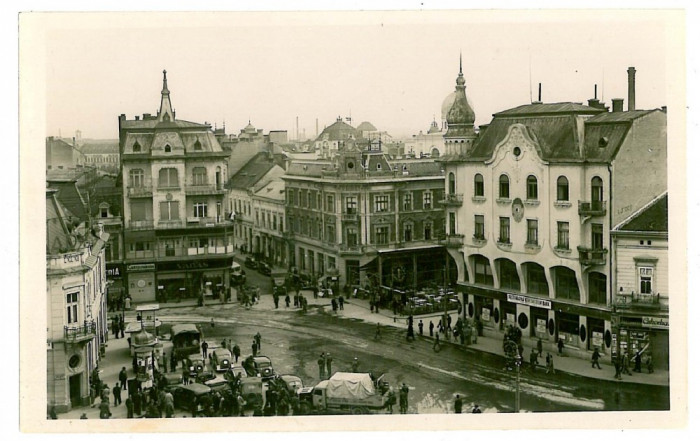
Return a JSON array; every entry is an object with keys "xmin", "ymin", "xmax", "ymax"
[
  {"xmin": 444, "ymin": 54, "xmax": 476, "ymax": 147},
  {"xmin": 158, "ymin": 69, "xmax": 175, "ymax": 122}
]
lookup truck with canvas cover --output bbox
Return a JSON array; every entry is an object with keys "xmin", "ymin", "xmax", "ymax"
[{"xmin": 297, "ymin": 372, "xmax": 390, "ymax": 415}]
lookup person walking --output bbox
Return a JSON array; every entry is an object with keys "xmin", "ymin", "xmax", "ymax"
[
  {"xmin": 326, "ymin": 352, "xmax": 333, "ymax": 377},
  {"xmin": 254, "ymin": 332, "xmax": 262, "ymax": 352},
  {"xmin": 170, "ymin": 352, "xmax": 177, "ymax": 373},
  {"xmin": 273, "ymin": 292, "xmax": 280, "ymax": 309},
  {"xmin": 352, "ymin": 357, "xmax": 359, "ymax": 373},
  {"xmin": 557, "ymin": 338, "xmax": 564, "ymax": 356},
  {"xmin": 454, "ymin": 394, "xmax": 463, "ymax": 414},
  {"xmin": 418, "ymin": 320, "xmax": 424, "ymax": 336},
  {"xmin": 112, "ymin": 382, "xmax": 122, "ymax": 407},
  {"xmin": 545, "ymin": 352, "xmax": 554, "ymax": 374},
  {"xmin": 99, "ymin": 400, "xmax": 112, "ymax": 419},
  {"xmin": 386, "ymin": 387, "xmax": 396, "ymax": 414},
  {"xmin": 120, "ymin": 317, "xmax": 125, "ymax": 339},
  {"xmin": 633, "ymin": 350, "xmax": 643, "ymax": 373},
  {"xmin": 429, "ymin": 321, "xmax": 434, "ymax": 337},
  {"xmin": 119, "ymin": 367, "xmax": 128, "ymax": 391},
  {"xmin": 125, "ymin": 395, "xmax": 134, "ymax": 418},
  {"xmin": 338, "ymin": 295, "xmax": 344, "ymax": 310},
  {"xmin": 252, "ymin": 340, "xmax": 258, "ymax": 357},
  {"xmin": 621, "ymin": 353, "xmax": 632, "ymax": 376},
  {"xmin": 406, "ymin": 322, "xmax": 415, "ymax": 341},
  {"xmin": 529, "ymin": 348, "xmax": 539, "ymax": 372},
  {"xmin": 537, "ymin": 338, "xmax": 543, "ymax": 358},
  {"xmin": 399, "ymin": 383, "xmax": 409, "ymax": 414},
  {"xmin": 285, "ymin": 294, "xmax": 291, "ymax": 308},
  {"xmin": 613, "ymin": 355, "xmax": 622, "ymax": 380},
  {"xmin": 201, "ymin": 340, "xmax": 209, "ymax": 359},
  {"xmin": 433, "ymin": 331, "xmax": 441, "ymax": 351},
  {"xmin": 232, "ymin": 343, "xmax": 241, "ymax": 363},
  {"xmin": 591, "ymin": 348, "xmax": 602, "ymax": 369},
  {"xmin": 318, "ymin": 353, "xmax": 326, "ymax": 379},
  {"xmin": 331, "ymin": 298, "xmax": 338, "ymax": 313},
  {"xmin": 164, "ymin": 390, "xmax": 175, "ymax": 418}
]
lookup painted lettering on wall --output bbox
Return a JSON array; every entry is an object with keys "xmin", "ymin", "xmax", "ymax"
[
  {"xmin": 63, "ymin": 253, "xmax": 82, "ymax": 263},
  {"xmin": 617, "ymin": 204, "xmax": 633, "ymax": 215}
]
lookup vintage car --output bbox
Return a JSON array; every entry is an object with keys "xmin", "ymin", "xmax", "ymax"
[
  {"xmin": 162, "ymin": 371, "xmax": 184, "ymax": 392},
  {"xmin": 278, "ymin": 374, "xmax": 304, "ymax": 394},
  {"xmin": 252, "ymin": 356, "xmax": 276, "ymax": 380},
  {"xmin": 204, "ymin": 376, "xmax": 230, "ymax": 393},
  {"xmin": 186, "ymin": 353, "xmax": 207, "ymax": 377},
  {"xmin": 171, "ymin": 383, "xmax": 213, "ymax": 413},
  {"xmin": 240, "ymin": 376, "xmax": 268, "ymax": 411},
  {"xmin": 257, "ymin": 261, "xmax": 271, "ymax": 276},
  {"xmin": 231, "ymin": 262, "xmax": 247, "ymax": 285},
  {"xmin": 211, "ymin": 348, "xmax": 233, "ymax": 372},
  {"xmin": 244, "ymin": 256, "xmax": 258, "ymax": 269}
]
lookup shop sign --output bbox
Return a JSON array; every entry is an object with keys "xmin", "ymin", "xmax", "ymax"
[
  {"xmin": 158, "ymin": 258, "xmax": 232, "ymax": 273},
  {"xmin": 642, "ymin": 316, "xmax": 669, "ymax": 329},
  {"xmin": 505, "ymin": 313, "xmax": 515, "ymax": 327},
  {"xmin": 106, "ymin": 264, "xmax": 123, "ymax": 278},
  {"xmin": 507, "ymin": 293, "xmax": 551, "ymax": 309},
  {"xmin": 592, "ymin": 331, "xmax": 604, "ymax": 349},
  {"xmin": 536, "ymin": 318, "xmax": 547, "ymax": 334},
  {"xmin": 128, "ymin": 263, "xmax": 156, "ymax": 272},
  {"xmin": 481, "ymin": 308, "xmax": 491, "ymax": 322}
]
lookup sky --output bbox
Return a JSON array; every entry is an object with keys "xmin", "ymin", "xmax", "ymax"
[{"xmin": 28, "ymin": 10, "xmax": 678, "ymax": 141}]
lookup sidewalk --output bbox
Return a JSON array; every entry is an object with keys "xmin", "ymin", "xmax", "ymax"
[{"xmin": 123, "ymin": 290, "xmax": 668, "ymax": 388}]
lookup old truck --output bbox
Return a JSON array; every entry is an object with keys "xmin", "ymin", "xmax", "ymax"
[{"xmin": 297, "ymin": 372, "xmax": 390, "ymax": 415}]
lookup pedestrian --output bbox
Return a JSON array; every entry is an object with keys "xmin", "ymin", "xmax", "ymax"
[
  {"xmin": 433, "ymin": 331, "xmax": 440, "ymax": 351},
  {"xmin": 529, "ymin": 348, "xmax": 538, "ymax": 371},
  {"xmin": 613, "ymin": 355, "xmax": 622, "ymax": 380},
  {"xmin": 133, "ymin": 389, "xmax": 142, "ymax": 416},
  {"xmin": 633, "ymin": 350, "xmax": 643, "ymax": 373},
  {"xmin": 318, "ymin": 354, "xmax": 326, "ymax": 379},
  {"xmin": 352, "ymin": 357, "xmax": 359, "ymax": 373},
  {"xmin": 285, "ymin": 294, "xmax": 291, "ymax": 308},
  {"xmin": 546, "ymin": 352, "xmax": 555, "ymax": 374},
  {"xmin": 418, "ymin": 320, "xmax": 424, "ymax": 336},
  {"xmin": 386, "ymin": 387, "xmax": 396, "ymax": 414},
  {"xmin": 273, "ymin": 292, "xmax": 280, "ymax": 309},
  {"xmin": 113, "ymin": 382, "xmax": 122, "ymax": 406},
  {"xmin": 252, "ymin": 340, "xmax": 258, "ymax": 357},
  {"xmin": 301, "ymin": 295, "xmax": 308, "ymax": 312},
  {"xmin": 646, "ymin": 355, "xmax": 655, "ymax": 373},
  {"xmin": 406, "ymin": 323, "xmax": 415, "ymax": 341},
  {"xmin": 119, "ymin": 366, "xmax": 127, "ymax": 391},
  {"xmin": 621, "ymin": 352, "xmax": 632, "ymax": 375},
  {"xmin": 338, "ymin": 295, "xmax": 344, "ymax": 310},
  {"xmin": 399, "ymin": 383, "xmax": 409, "ymax": 414},
  {"xmin": 120, "ymin": 318, "xmax": 125, "ymax": 339},
  {"xmin": 471, "ymin": 403, "xmax": 482, "ymax": 413},
  {"xmin": 99, "ymin": 400, "xmax": 112, "ymax": 419},
  {"xmin": 202, "ymin": 340, "xmax": 209, "ymax": 359},
  {"xmin": 170, "ymin": 352, "xmax": 177, "ymax": 373},
  {"xmin": 232, "ymin": 343, "xmax": 241, "ymax": 363},
  {"xmin": 537, "ymin": 338, "xmax": 543, "ymax": 358},
  {"xmin": 125, "ymin": 395, "xmax": 134, "ymax": 418},
  {"xmin": 592, "ymin": 348, "xmax": 602, "ymax": 369},
  {"xmin": 255, "ymin": 332, "xmax": 262, "ymax": 352},
  {"xmin": 182, "ymin": 368, "xmax": 190, "ymax": 385},
  {"xmin": 557, "ymin": 338, "xmax": 564, "ymax": 356},
  {"xmin": 331, "ymin": 298, "xmax": 338, "ymax": 313},
  {"xmin": 326, "ymin": 352, "xmax": 333, "ymax": 377},
  {"xmin": 429, "ymin": 321, "xmax": 434, "ymax": 337},
  {"xmin": 454, "ymin": 394, "xmax": 463, "ymax": 414},
  {"xmin": 125, "ymin": 296, "xmax": 131, "ymax": 310}
]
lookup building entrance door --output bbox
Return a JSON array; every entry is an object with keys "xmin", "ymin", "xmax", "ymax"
[{"xmin": 69, "ymin": 373, "xmax": 82, "ymax": 408}]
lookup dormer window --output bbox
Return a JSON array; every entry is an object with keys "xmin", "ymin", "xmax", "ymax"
[
  {"xmin": 194, "ymin": 139, "xmax": 202, "ymax": 150},
  {"xmin": 133, "ymin": 141, "xmax": 141, "ymax": 152},
  {"xmin": 164, "ymin": 144, "xmax": 171, "ymax": 153},
  {"xmin": 377, "ymin": 163, "xmax": 382, "ymax": 170}
]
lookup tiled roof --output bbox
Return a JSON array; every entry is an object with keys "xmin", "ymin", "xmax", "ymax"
[
  {"xmin": 356, "ymin": 121, "xmax": 377, "ymax": 132},
  {"xmin": 120, "ymin": 118, "xmax": 209, "ymax": 130},
  {"xmin": 78, "ymin": 140, "xmax": 119, "ymax": 154},
  {"xmin": 317, "ymin": 119, "xmax": 358, "ymax": 142},
  {"xmin": 586, "ymin": 110, "xmax": 654, "ymax": 123},
  {"xmin": 285, "ymin": 161, "xmax": 330, "ymax": 178},
  {"xmin": 254, "ymin": 179, "xmax": 285, "ymax": 202},
  {"xmin": 46, "ymin": 190, "xmax": 74, "ymax": 254},
  {"xmin": 494, "ymin": 102, "xmax": 605, "ymax": 116},
  {"xmin": 226, "ymin": 153, "xmax": 277, "ymax": 190},
  {"xmin": 617, "ymin": 193, "xmax": 668, "ymax": 232}
]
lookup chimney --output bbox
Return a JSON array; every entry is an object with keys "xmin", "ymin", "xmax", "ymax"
[
  {"xmin": 661, "ymin": 106, "xmax": 667, "ymax": 113},
  {"xmin": 612, "ymin": 98, "xmax": 624, "ymax": 112},
  {"xmin": 532, "ymin": 83, "xmax": 542, "ymax": 104},
  {"xmin": 135, "ymin": 115, "xmax": 140, "ymax": 121},
  {"xmin": 627, "ymin": 66, "xmax": 636, "ymax": 111}
]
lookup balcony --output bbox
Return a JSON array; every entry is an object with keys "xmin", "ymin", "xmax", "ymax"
[
  {"xmin": 64, "ymin": 321, "xmax": 96, "ymax": 343},
  {"xmin": 578, "ymin": 200, "xmax": 607, "ymax": 217},
  {"xmin": 339, "ymin": 244, "xmax": 362, "ymax": 255},
  {"xmin": 127, "ymin": 184, "xmax": 153, "ymax": 198},
  {"xmin": 157, "ymin": 181, "xmax": 181, "ymax": 191},
  {"xmin": 185, "ymin": 184, "xmax": 227, "ymax": 196},
  {"xmin": 615, "ymin": 291, "xmax": 666, "ymax": 311},
  {"xmin": 441, "ymin": 234, "xmax": 464, "ymax": 248},
  {"xmin": 577, "ymin": 246, "xmax": 608, "ymax": 265},
  {"xmin": 157, "ymin": 219, "xmax": 186, "ymax": 229},
  {"xmin": 185, "ymin": 217, "xmax": 231, "ymax": 228},
  {"xmin": 342, "ymin": 212, "xmax": 359, "ymax": 222},
  {"xmin": 128, "ymin": 219, "xmax": 154, "ymax": 230},
  {"xmin": 439, "ymin": 193, "xmax": 464, "ymax": 207}
]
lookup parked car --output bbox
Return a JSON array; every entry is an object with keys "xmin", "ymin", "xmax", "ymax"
[
  {"xmin": 171, "ymin": 383, "xmax": 213, "ymax": 413},
  {"xmin": 279, "ymin": 374, "xmax": 304, "ymax": 394},
  {"xmin": 252, "ymin": 356, "xmax": 276, "ymax": 380},
  {"xmin": 204, "ymin": 376, "xmax": 230, "ymax": 393},
  {"xmin": 211, "ymin": 348, "xmax": 233, "ymax": 372},
  {"xmin": 244, "ymin": 256, "xmax": 258, "ymax": 269},
  {"xmin": 186, "ymin": 353, "xmax": 207, "ymax": 377},
  {"xmin": 257, "ymin": 261, "xmax": 271, "ymax": 276}
]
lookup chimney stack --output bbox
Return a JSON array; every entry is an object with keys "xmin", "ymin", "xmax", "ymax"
[
  {"xmin": 627, "ymin": 66, "xmax": 636, "ymax": 111},
  {"xmin": 612, "ymin": 98, "xmax": 624, "ymax": 113}
]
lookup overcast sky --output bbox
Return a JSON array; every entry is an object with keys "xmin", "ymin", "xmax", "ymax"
[{"xmin": 30, "ymin": 10, "xmax": 677, "ymax": 140}]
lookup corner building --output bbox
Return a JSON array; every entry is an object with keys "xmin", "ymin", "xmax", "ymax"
[
  {"xmin": 441, "ymin": 65, "xmax": 667, "ymax": 358},
  {"xmin": 119, "ymin": 71, "xmax": 233, "ymax": 303}
]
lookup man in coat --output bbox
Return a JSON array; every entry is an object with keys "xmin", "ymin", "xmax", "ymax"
[
  {"xmin": 119, "ymin": 366, "xmax": 128, "ymax": 391},
  {"xmin": 112, "ymin": 382, "xmax": 122, "ymax": 406}
]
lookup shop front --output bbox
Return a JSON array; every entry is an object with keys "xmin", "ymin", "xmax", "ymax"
[
  {"xmin": 616, "ymin": 315, "xmax": 669, "ymax": 370},
  {"xmin": 127, "ymin": 263, "xmax": 156, "ymax": 303},
  {"xmin": 156, "ymin": 257, "xmax": 232, "ymax": 302},
  {"xmin": 556, "ymin": 311, "xmax": 580, "ymax": 347}
]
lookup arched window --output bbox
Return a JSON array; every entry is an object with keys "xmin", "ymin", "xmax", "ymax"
[
  {"xmin": 499, "ymin": 174, "xmax": 510, "ymax": 199},
  {"xmin": 448, "ymin": 172, "xmax": 456, "ymax": 195},
  {"xmin": 132, "ymin": 141, "xmax": 141, "ymax": 152},
  {"xmin": 554, "ymin": 266, "xmax": 579, "ymax": 301},
  {"xmin": 588, "ymin": 272, "xmax": 607, "ymax": 304},
  {"xmin": 526, "ymin": 175, "xmax": 538, "ymax": 200},
  {"xmin": 129, "ymin": 169, "xmax": 144, "ymax": 187},
  {"xmin": 557, "ymin": 176, "xmax": 569, "ymax": 201},
  {"xmin": 474, "ymin": 174, "xmax": 484, "ymax": 197},
  {"xmin": 192, "ymin": 167, "xmax": 207, "ymax": 186},
  {"xmin": 194, "ymin": 139, "xmax": 202, "ymax": 150},
  {"xmin": 403, "ymin": 222, "xmax": 413, "ymax": 242},
  {"xmin": 164, "ymin": 144, "xmax": 171, "ymax": 153},
  {"xmin": 158, "ymin": 168, "xmax": 179, "ymax": 188},
  {"xmin": 591, "ymin": 176, "xmax": 603, "ymax": 202}
]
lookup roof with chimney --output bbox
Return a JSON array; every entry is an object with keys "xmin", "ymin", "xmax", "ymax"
[{"xmin": 316, "ymin": 117, "xmax": 360, "ymax": 142}]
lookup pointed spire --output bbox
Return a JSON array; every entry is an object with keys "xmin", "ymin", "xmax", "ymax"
[
  {"xmin": 158, "ymin": 69, "xmax": 174, "ymax": 122},
  {"xmin": 459, "ymin": 51, "xmax": 463, "ymax": 75}
]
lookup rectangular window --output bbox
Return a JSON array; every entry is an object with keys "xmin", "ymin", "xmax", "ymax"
[
  {"xmin": 474, "ymin": 215, "xmax": 485, "ymax": 239},
  {"xmin": 287, "ymin": 189, "xmax": 295, "ymax": 205},
  {"xmin": 193, "ymin": 202, "xmax": 208, "ymax": 218},
  {"xmin": 347, "ymin": 228, "xmax": 358, "ymax": 246},
  {"xmin": 449, "ymin": 212, "xmax": 456, "ymax": 235},
  {"xmin": 192, "ymin": 167, "xmax": 207, "ymax": 185},
  {"xmin": 423, "ymin": 191, "xmax": 432, "ymax": 209},
  {"xmin": 424, "ymin": 221, "xmax": 432, "ymax": 240},
  {"xmin": 326, "ymin": 195, "xmax": 335, "ymax": 212},
  {"xmin": 592, "ymin": 223, "xmax": 604, "ymax": 249},
  {"xmin": 557, "ymin": 222, "xmax": 570, "ymax": 249},
  {"xmin": 527, "ymin": 219, "xmax": 538, "ymax": 245},
  {"xmin": 499, "ymin": 217, "xmax": 510, "ymax": 243},
  {"xmin": 375, "ymin": 226, "xmax": 389, "ymax": 244},
  {"xmin": 346, "ymin": 196, "xmax": 357, "ymax": 214},
  {"xmin": 159, "ymin": 168, "xmax": 179, "ymax": 187},
  {"xmin": 403, "ymin": 193, "xmax": 413, "ymax": 211},
  {"xmin": 375, "ymin": 195, "xmax": 389, "ymax": 212},
  {"xmin": 640, "ymin": 267, "xmax": 653, "ymax": 294},
  {"xmin": 403, "ymin": 223, "xmax": 413, "ymax": 242},
  {"xmin": 474, "ymin": 259, "xmax": 493, "ymax": 286},
  {"xmin": 66, "ymin": 292, "xmax": 79, "ymax": 324},
  {"xmin": 130, "ymin": 200, "xmax": 147, "ymax": 221},
  {"xmin": 159, "ymin": 201, "xmax": 180, "ymax": 221},
  {"xmin": 325, "ymin": 225, "xmax": 336, "ymax": 244}
]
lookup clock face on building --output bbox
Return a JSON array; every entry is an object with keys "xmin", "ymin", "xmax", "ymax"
[
  {"xmin": 512, "ymin": 198, "xmax": 524, "ymax": 222},
  {"xmin": 137, "ymin": 279, "xmax": 146, "ymax": 288}
]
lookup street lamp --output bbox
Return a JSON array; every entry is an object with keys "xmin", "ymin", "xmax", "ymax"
[{"xmin": 504, "ymin": 340, "xmax": 523, "ymax": 412}]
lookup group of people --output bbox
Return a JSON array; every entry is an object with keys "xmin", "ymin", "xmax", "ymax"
[
  {"xmin": 317, "ymin": 352, "xmax": 334, "ymax": 379},
  {"xmin": 111, "ymin": 315, "xmax": 125, "ymax": 339},
  {"xmin": 453, "ymin": 395, "xmax": 482, "ymax": 414}
]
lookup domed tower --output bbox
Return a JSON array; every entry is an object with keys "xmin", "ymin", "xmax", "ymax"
[{"xmin": 443, "ymin": 55, "xmax": 477, "ymax": 155}]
